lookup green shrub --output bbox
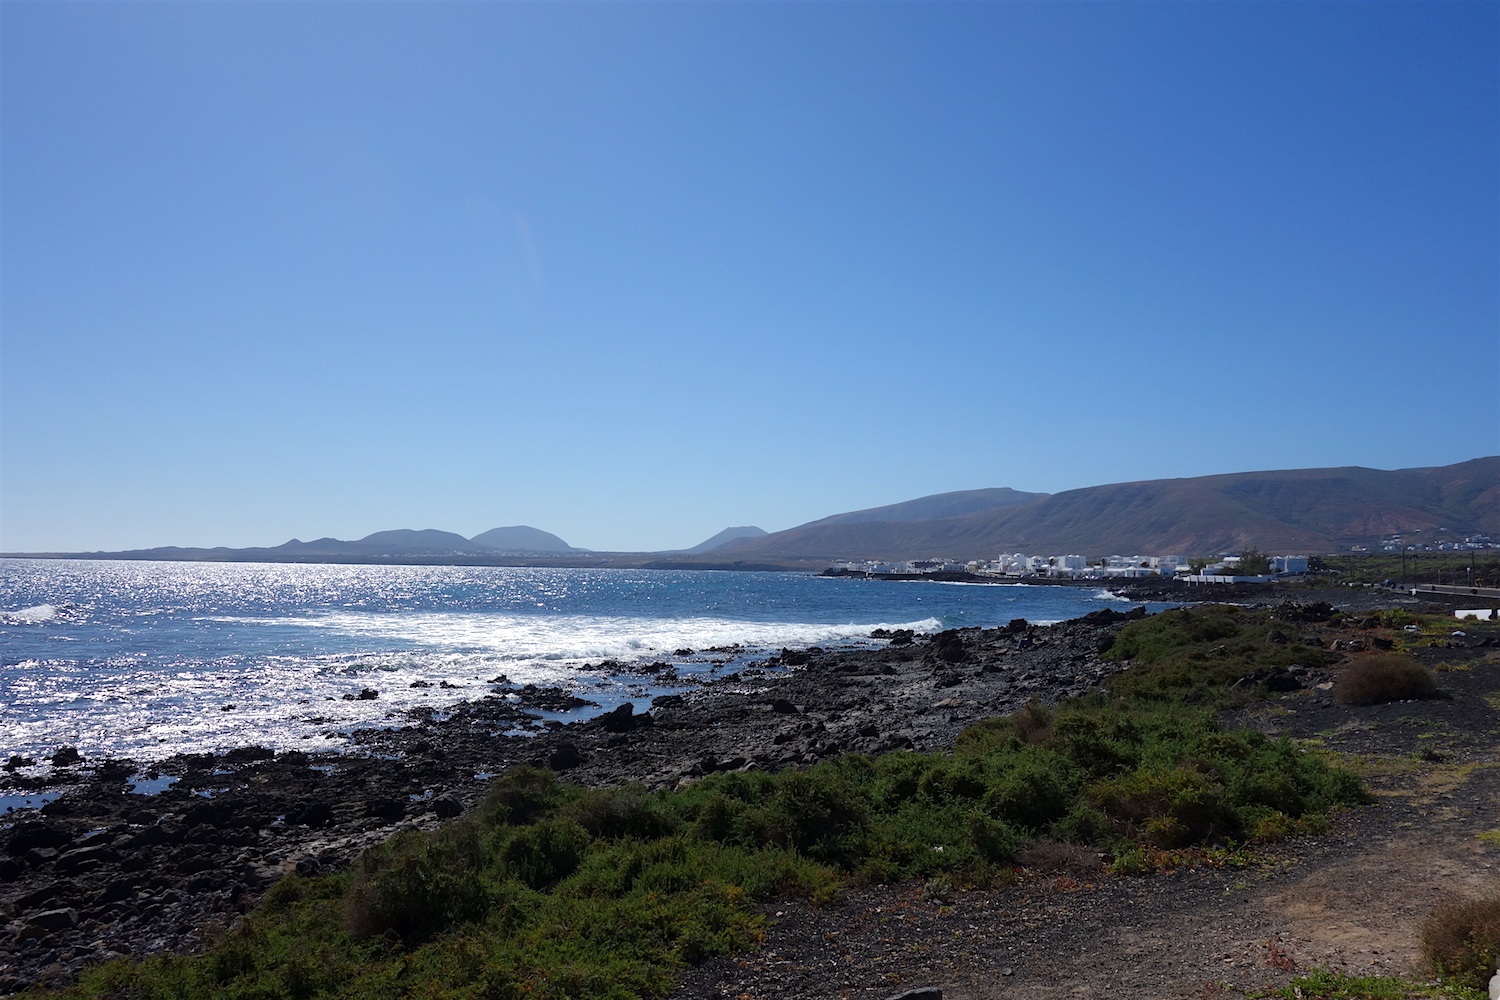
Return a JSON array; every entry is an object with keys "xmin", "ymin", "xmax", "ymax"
[
  {"xmin": 478, "ymin": 766, "xmax": 570, "ymax": 826},
  {"xmin": 562, "ymin": 784, "xmax": 678, "ymax": 841},
  {"xmin": 952, "ymin": 714, "xmax": 1018, "ymax": 755},
  {"xmin": 739, "ymin": 765, "xmax": 871, "ymax": 862},
  {"xmin": 1089, "ymin": 765, "xmax": 1228, "ymax": 847},
  {"xmin": 684, "ymin": 791, "xmax": 745, "ymax": 844},
  {"xmin": 980, "ymin": 752, "xmax": 1077, "ymax": 829},
  {"xmin": 964, "ymin": 813, "xmax": 1022, "ymax": 863},
  {"xmin": 346, "ymin": 828, "xmax": 489, "ymax": 942},
  {"xmin": 500, "ymin": 817, "xmax": 592, "ymax": 890}
]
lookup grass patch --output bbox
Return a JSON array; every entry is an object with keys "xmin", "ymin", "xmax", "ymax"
[
  {"xmin": 1267, "ymin": 968, "xmax": 1486, "ymax": 999},
  {"xmin": 45, "ymin": 700, "xmax": 1364, "ymax": 1000},
  {"xmin": 1106, "ymin": 605, "xmax": 1335, "ymax": 704}
]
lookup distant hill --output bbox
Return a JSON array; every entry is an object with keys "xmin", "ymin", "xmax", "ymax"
[
  {"xmin": 276, "ymin": 529, "xmax": 491, "ymax": 556},
  {"xmin": 716, "ymin": 458, "xmax": 1500, "ymax": 560},
  {"xmin": 469, "ymin": 525, "xmax": 579, "ymax": 553},
  {"xmin": 61, "ymin": 525, "xmax": 583, "ymax": 562},
  {"xmin": 802, "ymin": 488, "xmax": 1049, "ymax": 527},
  {"xmin": 13, "ymin": 459, "xmax": 1495, "ymax": 566},
  {"xmin": 669, "ymin": 526, "xmax": 768, "ymax": 555}
]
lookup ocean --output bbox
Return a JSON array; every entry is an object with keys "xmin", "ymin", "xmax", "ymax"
[{"xmin": 0, "ymin": 559, "xmax": 1171, "ymax": 768}]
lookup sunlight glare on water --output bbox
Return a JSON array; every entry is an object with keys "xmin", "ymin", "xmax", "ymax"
[{"xmin": 0, "ymin": 559, "xmax": 1164, "ymax": 764}]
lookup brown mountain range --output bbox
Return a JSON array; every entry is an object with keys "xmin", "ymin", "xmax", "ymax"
[{"xmin": 715, "ymin": 458, "xmax": 1500, "ymax": 560}]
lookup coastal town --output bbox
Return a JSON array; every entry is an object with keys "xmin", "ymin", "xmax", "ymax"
[
  {"xmin": 831, "ymin": 534, "xmax": 1498, "ymax": 583},
  {"xmin": 831, "ymin": 551, "xmax": 1312, "ymax": 582}
]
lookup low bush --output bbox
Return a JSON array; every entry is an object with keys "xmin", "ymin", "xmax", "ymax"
[
  {"xmin": 1422, "ymin": 895, "xmax": 1500, "ymax": 988},
  {"xmin": 346, "ymin": 825, "xmax": 489, "ymax": 942},
  {"xmin": 1334, "ymin": 653, "xmax": 1441, "ymax": 705}
]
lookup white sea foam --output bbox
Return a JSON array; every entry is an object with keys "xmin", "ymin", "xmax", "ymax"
[
  {"xmin": 0, "ymin": 559, "xmax": 1164, "ymax": 767},
  {"xmin": 0, "ymin": 614, "xmax": 945, "ymax": 763},
  {"xmin": 4, "ymin": 603, "xmax": 58, "ymax": 623},
  {"xmin": 217, "ymin": 611, "xmax": 945, "ymax": 661}
]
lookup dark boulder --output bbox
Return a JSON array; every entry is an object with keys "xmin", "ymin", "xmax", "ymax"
[
  {"xmin": 932, "ymin": 630, "xmax": 970, "ymax": 663},
  {"xmin": 51, "ymin": 746, "xmax": 82, "ymax": 767},
  {"xmin": 16, "ymin": 880, "xmax": 77, "ymax": 910},
  {"xmin": 547, "ymin": 744, "xmax": 585, "ymax": 770},
  {"xmin": 55, "ymin": 844, "xmax": 118, "ymax": 873},
  {"xmin": 94, "ymin": 759, "xmax": 134, "ymax": 782},
  {"xmin": 6, "ymin": 821, "xmax": 74, "ymax": 856},
  {"xmin": 22, "ymin": 908, "xmax": 79, "ymax": 934},
  {"xmin": 1233, "ymin": 666, "xmax": 1305, "ymax": 692},
  {"xmin": 365, "ymin": 798, "xmax": 406, "ymax": 823},
  {"xmin": 285, "ymin": 801, "xmax": 334, "ymax": 828},
  {"xmin": 599, "ymin": 703, "xmax": 651, "ymax": 733},
  {"xmin": 184, "ymin": 800, "xmax": 238, "ymax": 829},
  {"xmin": 223, "ymin": 746, "xmax": 274, "ymax": 765},
  {"xmin": 1272, "ymin": 600, "xmax": 1335, "ymax": 623},
  {"xmin": 517, "ymin": 685, "xmax": 596, "ymax": 711}
]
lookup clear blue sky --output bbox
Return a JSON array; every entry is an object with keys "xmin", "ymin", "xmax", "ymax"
[{"xmin": 3, "ymin": 1, "xmax": 1496, "ymax": 553}]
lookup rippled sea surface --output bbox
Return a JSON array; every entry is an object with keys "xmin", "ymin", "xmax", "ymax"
[{"xmin": 0, "ymin": 559, "xmax": 1166, "ymax": 762}]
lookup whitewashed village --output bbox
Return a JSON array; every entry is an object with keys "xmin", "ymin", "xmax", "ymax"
[{"xmin": 830, "ymin": 551, "xmax": 1311, "ymax": 582}]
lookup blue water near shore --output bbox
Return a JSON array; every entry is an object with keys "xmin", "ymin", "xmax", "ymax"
[{"xmin": 0, "ymin": 559, "xmax": 1172, "ymax": 765}]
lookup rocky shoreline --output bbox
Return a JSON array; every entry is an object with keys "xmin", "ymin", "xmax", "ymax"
[{"xmin": 0, "ymin": 584, "xmax": 1434, "ymax": 994}]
